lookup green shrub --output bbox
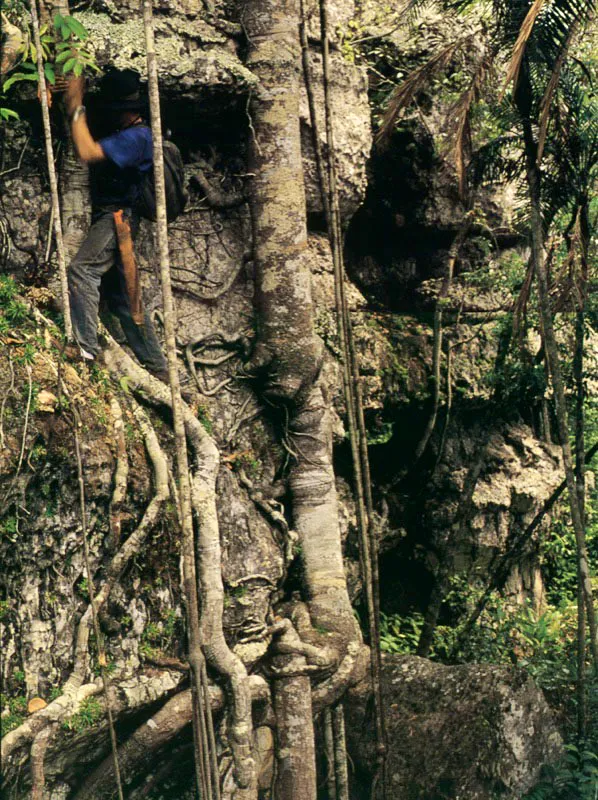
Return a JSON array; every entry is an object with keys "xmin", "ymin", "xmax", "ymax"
[{"xmin": 524, "ymin": 745, "xmax": 598, "ymax": 800}]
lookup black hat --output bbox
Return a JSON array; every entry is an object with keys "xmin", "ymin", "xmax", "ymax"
[{"xmin": 97, "ymin": 67, "xmax": 146, "ymax": 111}]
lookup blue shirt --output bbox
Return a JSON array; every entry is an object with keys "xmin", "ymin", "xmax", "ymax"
[
  {"xmin": 90, "ymin": 125, "xmax": 153, "ymax": 210},
  {"xmin": 100, "ymin": 125, "xmax": 153, "ymax": 172}
]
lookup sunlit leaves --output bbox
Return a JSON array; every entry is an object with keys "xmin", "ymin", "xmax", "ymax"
[{"xmin": 1, "ymin": 12, "xmax": 98, "ymax": 98}]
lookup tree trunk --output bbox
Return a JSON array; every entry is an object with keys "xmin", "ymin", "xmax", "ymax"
[
  {"xmin": 272, "ymin": 659, "xmax": 317, "ymax": 800},
  {"xmin": 243, "ymin": 2, "xmax": 360, "ymax": 794},
  {"xmin": 30, "ymin": 0, "xmax": 73, "ymax": 339},
  {"xmin": 573, "ymin": 200, "xmax": 590, "ymax": 734},
  {"xmin": 520, "ymin": 86, "xmax": 598, "ymax": 668},
  {"xmin": 573, "ymin": 309, "xmax": 587, "ymax": 737},
  {"xmin": 244, "ymin": 0, "xmax": 321, "ymax": 404},
  {"xmin": 412, "ymin": 213, "xmax": 473, "ymax": 465}
]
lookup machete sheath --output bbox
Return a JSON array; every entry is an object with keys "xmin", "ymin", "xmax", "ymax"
[{"xmin": 113, "ymin": 209, "xmax": 143, "ymax": 326}]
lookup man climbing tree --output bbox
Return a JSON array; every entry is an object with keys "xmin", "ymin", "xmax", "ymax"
[{"xmin": 63, "ymin": 69, "xmax": 170, "ymax": 381}]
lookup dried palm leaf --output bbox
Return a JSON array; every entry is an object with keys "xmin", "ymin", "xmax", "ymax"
[
  {"xmin": 375, "ymin": 33, "xmax": 477, "ymax": 149},
  {"xmin": 537, "ymin": 20, "xmax": 581, "ymax": 165},
  {"xmin": 450, "ymin": 50, "xmax": 496, "ymax": 200},
  {"xmin": 553, "ymin": 206, "xmax": 588, "ymax": 312},
  {"xmin": 501, "ymin": 0, "xmax": 547, "ymax": 97},
  {"xmin": 512, "ymin": 256, "xmax": 534, "ymax": 342}
]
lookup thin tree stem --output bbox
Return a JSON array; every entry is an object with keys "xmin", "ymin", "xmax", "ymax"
[
  {"xmin": 30, "ymin": 0, "xmax": 73, "ymax": 339},
  {"xmin": 317, "ymin": 1, "xmax": 387, "ymax": 793},
  {"xmin": 521, "ymin": 104, "xmax": 598, "ymax": 670},
  {"xmin": 142, "ymin": 2, "xmax": 213, "ymax": 795}
]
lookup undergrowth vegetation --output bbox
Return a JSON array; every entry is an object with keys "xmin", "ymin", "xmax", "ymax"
[{"xmin": 380, "ymin": 463, "xmax": 598, "ymax": 797}]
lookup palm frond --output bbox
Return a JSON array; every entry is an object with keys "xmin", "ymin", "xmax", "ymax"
[
  {"xmin": 449, "ymin": 49, "xmax": 496, "ymax": 199},
  {"xmin": 536, "ymin": 20, "xmax": 588, "ymax": 164},
  {"xmin": 501, "ymin": 0, "xmax": 548, "ymax": 96},
  {"xmin": 469, "ymin": 133, "xmax": 524, "ymax": 186},
  {"xmin": 552, "ymin": 205, "xmax": 588, "ymax": 311},
  {"xmin": 375, "ymin": 33, "xmax": 478, "ymax": 149},
  {"xmin": 533, "ymin": 0, "xmax": 595, "ymax": 69},
  {"xmin": 540, "ymin": 65, "xmax": 598, "ymax": 220}
]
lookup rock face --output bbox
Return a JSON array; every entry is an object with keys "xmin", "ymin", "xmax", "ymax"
[
  {"xmin": 419, "ymin": 419, "xmax": 562, "ymax": 603},
  {"xmin": 0, "ymin": 0, "xmax": 574, "ymax": 796},
  {"xmin": 345, "ymin": 654, "xmax": 563, "ymax": 800}
]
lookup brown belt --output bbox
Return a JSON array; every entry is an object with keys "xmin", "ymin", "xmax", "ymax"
[{"xmin": 113, "ymin": 209, "xmax": 143, "ymax": 326}]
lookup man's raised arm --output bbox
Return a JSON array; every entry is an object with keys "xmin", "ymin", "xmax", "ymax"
[{"xmin": 64, "ymin": 77, "xmax": 105, "ymax": 164}]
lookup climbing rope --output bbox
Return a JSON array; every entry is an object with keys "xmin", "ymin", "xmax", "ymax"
[
  {"xmin": 302, "ymin": 1, "xmax": 388, "ymax": 795},
  {"xmin": 73, "ymin": 403, "xmax": 125, "ymax": 800}
]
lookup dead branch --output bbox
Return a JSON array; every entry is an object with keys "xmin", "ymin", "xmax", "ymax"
[
  {"xmin": 1, "ymin": 683, "xmax": 102, "ymax": 761},
  {"xmin": 189, "ymin": 160, "xmax": 247, "ymax": 209},
  {"xmin": 2, "ymin": 671, "xmax": 184, "ymax": 786}
]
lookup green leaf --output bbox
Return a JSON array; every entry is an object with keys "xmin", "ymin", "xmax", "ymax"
[
  {"xmin": 61, "ymin": 57, "xmax": 77, "ymax": 75},
  {"xmin": 0, "ymin": 108, "xmax": 20, "ymax": 121},
  {"xmin": 73, "ymin": 62, "xmax": 83, "ymax": 77},
  {"xmin": 55, "ymin": 50, "xmax": 73, "ymax": 63},
  {"xmin": 61, "ymin": 25, "xmax": 71, "ymax": 41},
  {"xmin": 29, "ymin": 43, "xmax": 37, "ymax": 62},
  {"xmin": 65, "ymin": 16, "xmax": 89, "ymax": 40},
  {"xmin": 3, "ymin": 73, "xmax": 39, "ymax": 92},
  {"xmin": 119, "ymin": 376, "xmax": 130, "ymax": 394},
  {"xmin": 44, "ymin": 64, "xmax": 56, "ymax": 85},
  {"xmin": 53, "ymin": 13, "xmax": 65, "ymax": 28}
]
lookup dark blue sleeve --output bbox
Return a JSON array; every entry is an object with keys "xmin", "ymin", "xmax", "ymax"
[{"xmin": 99, "ymin": 127, "xmax": 153, "ymax": 172}]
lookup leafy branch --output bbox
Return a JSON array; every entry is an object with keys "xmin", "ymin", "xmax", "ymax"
[{"xmin": 2, "ymin": 12, "xmax": 98, "ymax": 94}]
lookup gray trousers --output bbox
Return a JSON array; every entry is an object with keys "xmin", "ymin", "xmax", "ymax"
[{"xmin": 68, "ymin": 211, "xmax": 167, "ymax": 373}]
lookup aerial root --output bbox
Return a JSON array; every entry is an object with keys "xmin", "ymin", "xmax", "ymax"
[
  {"xmin": 236, "ymin": 467, "xmax": 298, "ymax": 566},
  {"xmin": 324, "ymin": 709, "xmax": 337, "ymax": 800},
  {"xmin": 311, "ymin": 640, "xmax": 366, "ymax": 714},
  {"xmin": 72, "ymin": 676, "xmax": 269, "ymax": 800},
  {"xmin": 2, "ymin": 394, "xmax": 171, "ymax": 764},
  {"xmin": 103, "ymin": 338, "xmax": 256, "ymax": 791},
  {"xmin": 332, "ymin": 704, "xmax": 349, "ymax": 800},
  {"xmin": 65, "ymin": 397, "xmax": 170, "ymax": 691},
  {"xmin": 30, "ymin": 722, "xmax": 58, "ymax": 800},
  {"xmin": 268, "ymin": 618, "xmax": 336, "ymax": 674},
  {"xmin": 108, "ymin": 397, "xmax": 129, "ymax": 549}
]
